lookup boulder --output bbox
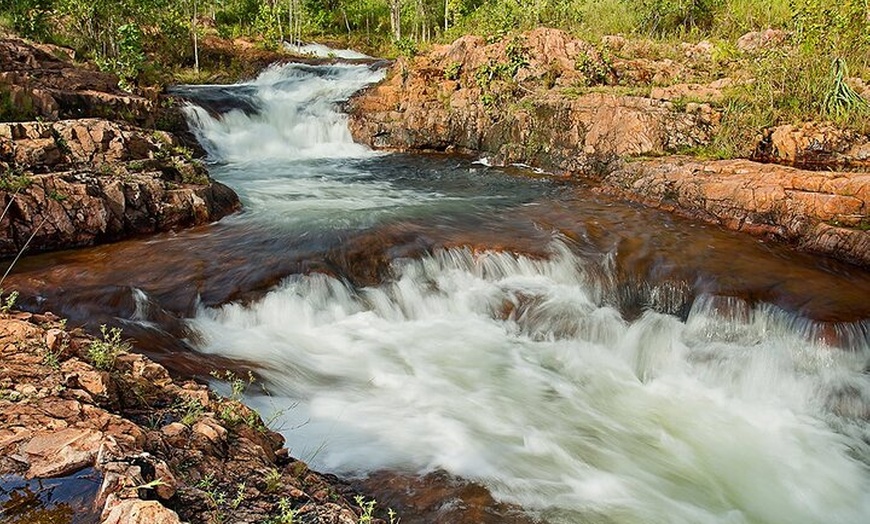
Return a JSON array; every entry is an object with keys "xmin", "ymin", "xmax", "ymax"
[
  {"xmin": 0, "ymin": 119, "xmax": 240, "ymax": 257},
  {"xmin": 755, "ymin": 122, "xmax": 870, "ymax": 170},
  {"xmin": 102, "ymin": 499, "xmax": 182, "ymax": 524}
]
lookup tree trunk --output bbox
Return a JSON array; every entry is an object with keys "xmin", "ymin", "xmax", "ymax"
[
  {"xmin": 389, "ymin": 0, "xmax": 402, "ymax": 40},
  {"xmin": 445, "ymin": 0, "xmax": 448, "ymax": 32},
  {"xmin": 192, "ymin": 0, "xmax": 199, "ymax": 72}
]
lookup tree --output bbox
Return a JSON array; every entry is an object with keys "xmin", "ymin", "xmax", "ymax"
[{"xmin": 389, "ymin": 0, "xmax": 401, "ymax": 39}]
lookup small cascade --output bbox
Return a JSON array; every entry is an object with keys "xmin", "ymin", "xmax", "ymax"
[{"xmin": 175, "ymin": 63, "xmax": 385, "ymax": 162}]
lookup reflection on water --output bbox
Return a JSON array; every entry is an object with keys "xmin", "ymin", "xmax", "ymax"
[{"xmin": 0, "ymin": 468, "xmax": 102, "ymax": 524}]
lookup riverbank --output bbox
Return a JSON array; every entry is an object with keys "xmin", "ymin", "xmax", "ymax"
[
  {"xmin": 0, "ymin": 36, "xmax": 399, "ymax": 523},
  {"xmin": 0, "ymin": 37, "xmax": 240, "ymax": 257},
  {"xmin": 347, "ymin": 28, "xmax": 870, "ymax": 267},
  {"xmin": 0, "ymin": 309, "xmax": 384, "ymax": 523}
]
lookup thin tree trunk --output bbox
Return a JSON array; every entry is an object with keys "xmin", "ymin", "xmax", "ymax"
[
  {"xmin": 445, "ymin": 0, "xmax": 448, "ymax": 32},
  {"xmin": 193, "ymin": 0, "xmax": 199, "ymax": 72},
  {"xmin": 389, "ymin": 0, "xmax": 402, "ymax": 40}
]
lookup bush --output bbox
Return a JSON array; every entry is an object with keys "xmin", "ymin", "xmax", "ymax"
[{"xmin": 634, "ymin": 0, "xmax": 721, "ymax": 35}]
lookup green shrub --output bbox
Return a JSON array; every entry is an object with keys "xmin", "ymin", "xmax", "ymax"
[
  {"xmin": 634, "ymin": 0, "xmax": 722, "ymax": 35},
  {"xmin": 87, "ymin": 325, "xmax": 130, "ymax": 371}
]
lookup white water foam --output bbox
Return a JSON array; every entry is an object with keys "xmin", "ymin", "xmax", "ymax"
[
  {"xmin": 284, "ymin": 42, "xmax": 371, "ymax": 60},
  {"xmin": 191, "ymin": 242, "xmax": 870, "ymax": 524},
  {"xmin": 181, "ymin": 63, "xmax": 385, "ymax": 162}
]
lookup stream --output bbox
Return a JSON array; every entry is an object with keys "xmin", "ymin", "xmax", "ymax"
[{"xmin": 6, "ymin": 62, "xmax": 870, "ymax": 524}]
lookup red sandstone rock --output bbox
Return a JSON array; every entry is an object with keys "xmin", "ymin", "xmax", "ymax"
[
  {"xmin": 0, "ymin": 313, "xmax": 378, "ymax": 524},
  {"xmin": 102, "ymin": 499, "xmax": 182, "ymax": 524},
  {"xmin": 0, "ymin": 119, "xmax": 240, "ymax": 257},
  {"xmin": 601, "ymin": 157, "xmax": 870, "ymax": 266},
  {"xmin": 349, "ymin": 29, "xmax": 713, "ymax": 174},
  {"xmin": 755, "ymin": 122, "xmax": 870, "ymax": 170}
]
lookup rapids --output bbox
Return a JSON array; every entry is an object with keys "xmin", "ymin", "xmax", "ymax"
[{"xmin": 7, "ymin": 62, "xmax": 870, "ymax": 523}]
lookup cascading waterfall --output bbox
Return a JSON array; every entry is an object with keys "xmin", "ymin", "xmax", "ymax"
[
  {"xmin": 176, "ymin": 62, "xmax": 870, "ymax": 524},
  {"xmin": 176, "ymin": 63, "xmax": 385, "ymax": 162}
]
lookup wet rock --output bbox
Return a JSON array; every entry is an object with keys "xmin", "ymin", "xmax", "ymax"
[
  {"xmin": 601, "ymin": 157, "xmax": 870, "ymax": 266},
  {"xmin": 22, "ymin": 427, "xmax": 102, "ymax": 477},
  {"xmin": 0, "ymin": 313, "xmax": 383, "ymax": 523}
]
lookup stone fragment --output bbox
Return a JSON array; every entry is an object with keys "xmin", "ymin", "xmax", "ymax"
[
  {"xmin": 101, "ymin": 499, "xmax": 182, "ymax": 524},
  {"xmin": 23, "ymin": 427, "xmax": 102, "ymax": 477}
]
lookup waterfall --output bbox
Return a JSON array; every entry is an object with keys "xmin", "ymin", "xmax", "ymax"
[{"xmin": 173, "ymin": 63, "xmax": 385, "ymax": 162}]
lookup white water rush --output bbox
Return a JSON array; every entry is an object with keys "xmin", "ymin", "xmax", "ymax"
[
  {"xmin": 180, "ymin": 63, "xmax": 870, "ymax": 524},
  {"xmin": 191, "ymin": 244, "xmax": 870, "ymax": 524},
  {"xmin": 180, "ymin": 62, "xmax": 385, "ymax": 162}
]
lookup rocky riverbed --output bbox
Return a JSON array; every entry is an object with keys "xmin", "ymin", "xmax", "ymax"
[{"xmin": 0, "ymin": 310, "xmax": 378, "ymax": 524}]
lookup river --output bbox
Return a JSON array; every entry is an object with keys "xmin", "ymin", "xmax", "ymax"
[{"xmin": 7, "ymin": 62, "xmax": 870, "ymax": 524}]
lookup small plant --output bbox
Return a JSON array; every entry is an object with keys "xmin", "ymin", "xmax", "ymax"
[
  {"xmin": 823, "ymin": 58, "xmax": 869, "ymax": 118},
  {"xmin": 132, "ymin": 478, "xmax": 168, "ymax": 491},
  {"xmin": 394, "ymin": 37, "xmax": 418, "ymax": 58},
  {"xmin": 444, "ymin": 61, "xmax": 462, "ymax": 81},
  {"xmin": 230, "ymin": 482, "xmax": 246, "ymax": 509},
  {"xmin": 87, "ymin": 325, "xmax": 129, "ymax": 370},
  {"xmin": 269, "ymin": 497, "xmax": 294, "ymax": 524},
  {"xmin": 355, "ymin": 496, "xmax": 376, "ymax": 524},
  {"xmin": 264, "ymin": 468, "xmax": 282, "ymax": 493},
  {"xmin": 354, "ymin": 496, "xmax": 398, "ymax": 524},
  {"xmin": 575, "ymin": 50, "xmax": 614, "ymax": 87},
  {"xmin": 0, "ymin": 290, "xmax": 18, "ymax": 313},
  {"xmin": 0, "ymin": 170, "xmax": 33, "ymax": 192},
  {"xmin": 176, "ymin": 396, "xmax": 205, "ymax": 426},
  {"xmin": 197, "ymin": 473, "xmax": 227, "ymax": 507},
  {"xmin": 51, "ymin": 129, "xmax": 72, "ymax": 156},
  {"xmin": 47, "ymin": 190, "xmax": 68, "ymax": 202},
  {"xmin": 42, "ymin": 344, "xmax": 64, "ymax": 369}
]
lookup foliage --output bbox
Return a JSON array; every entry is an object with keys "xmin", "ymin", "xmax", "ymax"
[
  {"xmin": 87, "ymin": 324, "xmax": 130, "ymax": 371},
  {"xmin": 634, "ymin": 0, "xmax": 721, "ymax": 35},
  {"xmin": 0, "ymin": 290, "xmax": 17, "ymax": 313},
  {"xmin": 444, "ymin": 60, "xmax": 462, "ymax": 80},
  {"xmin": 823, "ymin": 58, "xmax": 869, "ymax": 118}
]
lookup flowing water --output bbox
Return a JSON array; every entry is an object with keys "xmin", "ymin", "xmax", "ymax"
[{"xmin": 7, "ymin": 63, "xmax": 870, "ymax": 523}]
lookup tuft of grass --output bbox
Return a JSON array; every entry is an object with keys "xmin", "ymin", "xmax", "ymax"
[
  {"xmin": 823, "ymin": 58, "xmax": 869, "ymax": 118},
  {"xmin": 86, "ymin": 325, "xmax": 130, "ymax": 371}
]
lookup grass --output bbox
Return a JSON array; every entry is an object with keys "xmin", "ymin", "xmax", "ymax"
[{"xmin": 86, "ymin": 324, "xmax": 130, "ymax": 371}]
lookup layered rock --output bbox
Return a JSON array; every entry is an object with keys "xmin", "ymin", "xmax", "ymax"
[
  {"xmin": 0, "ymin": 119, "xmax": 239, "ymax": 257},
  {"xmin": 754, "ymin": 122, "xmax": 870, "ymax": 170},
  {"xmin": 601, "ymin": 158, "xmax": 870, "ymax": 266},
  {"xmin": 0, "ymin": 311, "xmax": 374, "ymax": 524},
  {"xmin": 348, "ymin": 28, "xmax": 716, "ymax": 174},
  {"xmin": 0, "ymin": 38, "xmax": 162, "ymax": 127},
  {"xmin": 0, "ymin": 37, "xmax": 241, "ymax": 257}
]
